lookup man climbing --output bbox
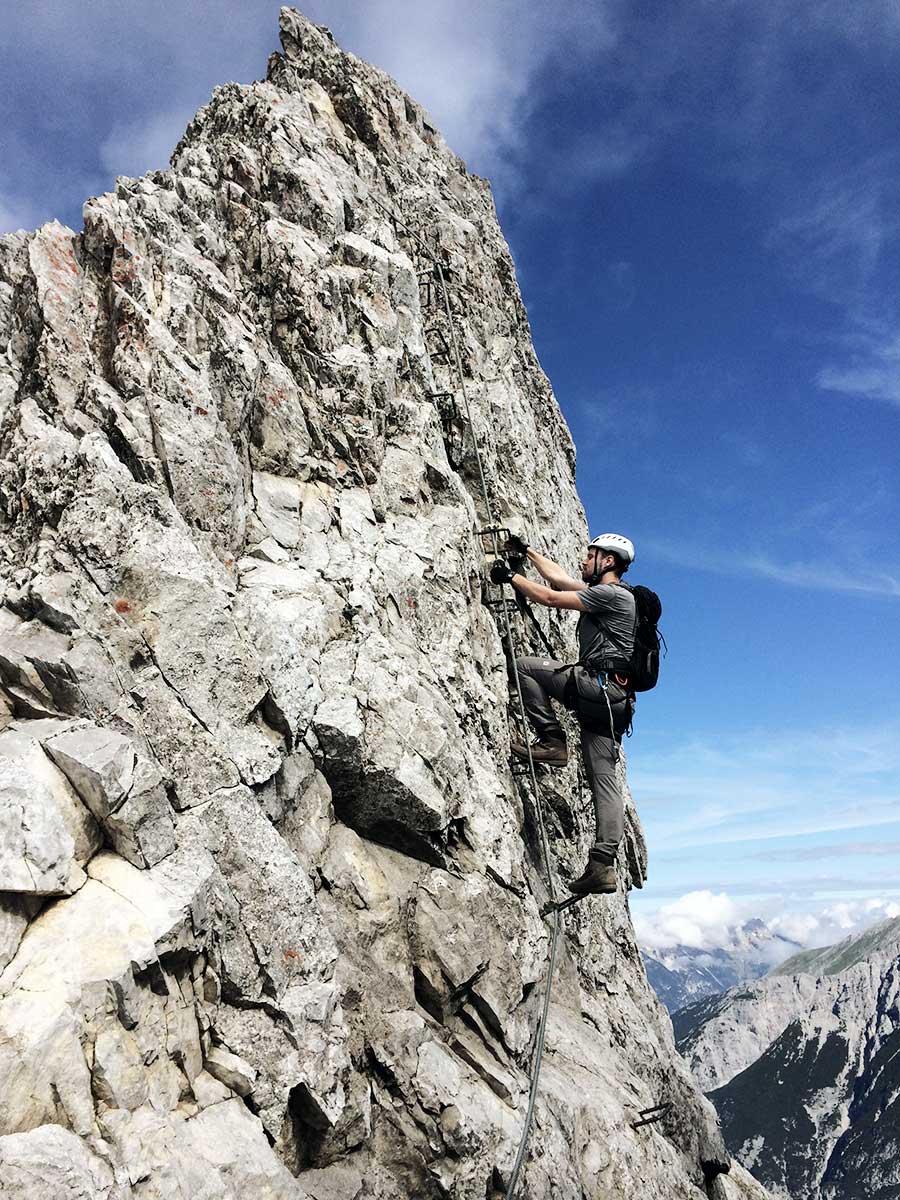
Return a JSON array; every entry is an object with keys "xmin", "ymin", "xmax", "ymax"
[{"xmin": 490, "ymin": 534, "xmax": 637, "ymax": 897}]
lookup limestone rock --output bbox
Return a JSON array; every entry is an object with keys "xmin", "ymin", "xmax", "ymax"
[
  {"xmin": 0, "ymin": 723, "xmax": 102, "ymax": 894},
  {"xmin": 0, "ymin": 8, "xmax": 771, "ymax": 1199},
  {"xmin": 42, "ymin": 722, "xmax": 175, "ymax": 867},
  {"xmin": 204, "ymin": 1044, "xmax": 257, "ymax": 1096},
  {"xmin": 0, "ymin": 1124, "xmax": 121, "ymax": 1200},
  {"xmin": 0, "ymin": 894, "xmax": 40, "ymax": 974}
]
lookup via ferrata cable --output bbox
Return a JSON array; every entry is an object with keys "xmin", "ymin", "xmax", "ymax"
[{"xmin": 371, "ymin": 192, "xmax": 561, "ymax": 1199}]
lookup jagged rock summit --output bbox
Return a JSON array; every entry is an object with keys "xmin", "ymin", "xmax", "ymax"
[{"xmin": 0, "ymin": 10, "xmax": 769, "ymax": 1199}]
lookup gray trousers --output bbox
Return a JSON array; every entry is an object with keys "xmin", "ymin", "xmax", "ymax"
[{"xmin": 516, "ymin": 655, "xmax": 632, "ymax": 865}]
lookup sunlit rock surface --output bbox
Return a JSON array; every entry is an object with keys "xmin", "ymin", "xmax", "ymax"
[{"xmin": 0, "ymin": 9, "xmax": 770, "ymax": 1198}]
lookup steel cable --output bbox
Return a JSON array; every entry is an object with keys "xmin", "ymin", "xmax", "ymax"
[{"xmin": 368, "ymin": 193, "xmax": 562, "ymax": 1199}]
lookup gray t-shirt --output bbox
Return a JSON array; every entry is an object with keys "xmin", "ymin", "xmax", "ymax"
[{"xmin": 575, "ymin": 582, "xmax": 636, "ymax": 664}]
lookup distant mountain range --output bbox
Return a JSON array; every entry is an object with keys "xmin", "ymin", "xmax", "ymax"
[
  {"xmin": 674, "ymin": 916, "xmax": 900, "ymax": 1200},
  {"xmin": 642, "ymin": 918, "xmax": 802, "ymax": 1013}
]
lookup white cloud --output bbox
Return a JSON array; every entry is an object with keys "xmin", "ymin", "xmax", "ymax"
[
  {"xmin": 299, "ymin": 0, "xmax": 618, "ymax": 194},
  {"xmin": 606, "ymin": 260, "xmax": 637, "ymax": 309},
  {"xmin": 817, "ymin": 328, "xmax": 900, "ymax": 406},
  {"xmin": 2, "ymin": 0, "xmax": 622, "ymax": 220},
  {"xmin": 635, "ymin": 890, "xmax": 900, "ymax": 954},
  {"xmin": 634, "ymin": 889, "xmax": 744, "ymax": 951},
  {"xmin": 745, "ymin": 553, "xmax": 900, "ymax": 596},
  {"xmin": 769, "ymin": 897, "xmax": 900, "ymax": 948},
  {"xmin": 767, "ymin": 156, "xmax": 900, "ymax": 407},
  {"xmin": 769, "ymin": 160, "xmax": 897, "ymax": 299},
  {"xmin": 753, "ymin": 841, "xmax": 900, "ymax": 862},
  {"xmin": 5, "ymin": 0, "xmax": 900, "ymax": 230}
]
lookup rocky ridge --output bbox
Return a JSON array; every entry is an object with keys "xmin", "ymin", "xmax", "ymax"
[
  {"xmin": 767, "ymin": 915, "xmax": 900, "ymax": 979},
  {"xmin": 0, "ymin": 10, "xmax": 769, "ymax": 1199},
  {"xmin": 675, "ymin": 920, "xmax": 900, "ymax": 1199}
]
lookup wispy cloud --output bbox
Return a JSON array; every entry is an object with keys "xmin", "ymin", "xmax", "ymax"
[
  {"xmin": 817, "ymin": 333, "xmax": 900, "ymax": 406},
  {"xmin": 0, "ymin": 191, "xmax": 41, "ymax": 236},
  {"xmin": 767, "ymin": 155, "xmax": 900, "ymax": 406},
  {"xmin": 631, "ymin": 716, "xmax": 900, "ymax": 851},
  {"xmin": 303, "ymin": 0, "xmax": 618, "ymax": 197},
  {"xmin": 99, "ymin": 108, "xmax": 199, "ymax": 180},
  {"xmin": 606, "ymin": 260, "xmax": 637, "ymax": 310},
  {"xmin": 0, "ymin": 0, "xmax": 624, "ymax": 232},
  {"xmin": 752, "ymin": 841, "xmax": 900, "ymax": 862},
  {"xmin": 639, "ymin": 875, "xmax": 900, "ymax": 901},
  {"xmin": 768, "ymin": 156, "xmax": 899, "ymax": 303},
  {"xmin": 642, "ymin": 536, "xmax": 900, "ymax": 597},
  {"xmin": 6, "ymin": 0, "xmax": 899, "ymax": 234},
  {"xmin": 0, "ymin": 1, "xmax": 280, "ymax": 232},
  {"xmin": 744, "ymin": 553, "xmax": 900, "ymax": 596}
]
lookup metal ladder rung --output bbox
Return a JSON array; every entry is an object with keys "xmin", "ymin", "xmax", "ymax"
[
  {"xmin": 424, "ymin": 326, "xmax": 451, "ymax": 359},
  {"xmin": 631, "ymin": 1102, "xmax": 672, "ymax": 1129},
  {"xmin": 478, "ymin": 526, "xmax": 512, "ymax": 555}
]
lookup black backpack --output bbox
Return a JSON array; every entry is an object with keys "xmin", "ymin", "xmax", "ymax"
[
  {"xmin": 576, "ymin": 583, "xmax": 664, "ymax": 692},
  {"xmin": 625, "ymin": 584, "xmax": 663, "ymax": 692}
]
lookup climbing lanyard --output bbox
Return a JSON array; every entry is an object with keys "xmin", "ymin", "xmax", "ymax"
[{"xmin": 372, "ymin": 192, "xmax": 560, "ymax": 1199}]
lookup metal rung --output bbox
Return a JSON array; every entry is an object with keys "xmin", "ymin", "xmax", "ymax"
[
  {"xmin": 632, "ymin": 1103, "xmax": 672, "ymax": 1130},
  {"xmin": 429, "ymin": 391, "xmax": 463, "ymax": 449},
  {"xmin": 427, "ymin": 390, "xmax": 456, "ymax": 414},
  {"xmin": 424, "ymin": 326, "xmax": 450, "ymax": 360},
  {"xmin": 478, "ymin": 526, "xmax": 511, "ymax": 555},
  {"xmin": 418, "ymin": 271, "xmax": 436, "ymax": 308},
  {"xmin": 483, "ymin": 595, "xmax": 518, "ymax": 614},
  {"xmin": 481, "ymin": 579, "xmax": 517, "ymax": 612},
  {"xmin": 540, "ymin": 893, "xmax": 585, "ymax": 918}
]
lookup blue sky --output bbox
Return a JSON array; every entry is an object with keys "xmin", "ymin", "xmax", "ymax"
[{"xmin": 4, "ymin": 1, "xmax": 899, "ymax": 952}]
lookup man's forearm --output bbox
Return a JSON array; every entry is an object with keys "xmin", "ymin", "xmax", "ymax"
[
  {"xmin": 509, "ymin": 572, "xmax": 587, "ymax": 613},
  {"xmin": 526, "ymin": 549, "xmax": 564, "ymax": 584},
  {"xmin": 511, "ymin": 574, "xmax": 554, "ymax": 605},
  {"xmin": 527, "ymin": 549, "xmax": 583, "ymax": 591}
]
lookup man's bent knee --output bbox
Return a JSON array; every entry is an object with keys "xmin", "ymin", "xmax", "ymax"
[{"xmin": 516, "ymin": 655, "xmax": 550, "ymax": 679}]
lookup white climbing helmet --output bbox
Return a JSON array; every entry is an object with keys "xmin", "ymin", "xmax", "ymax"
[{"xmin": 588, "ymin": 533, "xmax": 635, "ymax": 564}]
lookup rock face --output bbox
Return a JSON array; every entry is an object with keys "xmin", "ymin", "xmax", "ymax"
[
  {"xmin": 675, "ymin": 920, "xmax": 900, "ymax": 1200},
  {"xmin": 0, "ymin": 9, "xmax": 770, "ymax": 1198},
  {"xmin": 644, "ymin": 919, "xmax": 802, "ymax": 1014}
]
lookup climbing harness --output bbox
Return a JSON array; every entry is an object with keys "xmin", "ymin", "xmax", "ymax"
[{"xmin": 371, "ymin": 193, "xmax": 562, "ymax": 1200}]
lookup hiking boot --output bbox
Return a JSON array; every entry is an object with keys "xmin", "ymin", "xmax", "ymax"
[
  {"xmin": 568, "ymin": 851, "xmax": 617, "ymax": 896},
  {"xmin": 509, "ymin": 735, "xmax": 568, "ymax": 767}
]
